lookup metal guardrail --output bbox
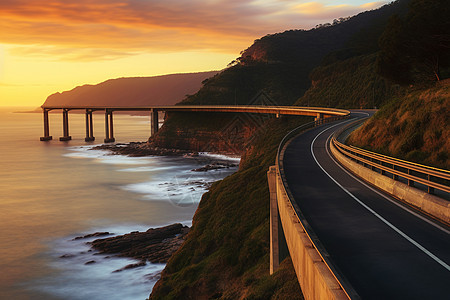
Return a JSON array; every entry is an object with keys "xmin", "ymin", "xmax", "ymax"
[
  {"xmin": 332, "ymin": 138, "xmax": 450, "ymax": 195},
  {"xmin": 275, "ymin": 113, "xmax": 360, "ymax": 300}
]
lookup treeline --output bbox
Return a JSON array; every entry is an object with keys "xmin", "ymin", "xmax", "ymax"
[{"xmin": 179, "ymin": 0, "xmax": 410, "ymax": 107}]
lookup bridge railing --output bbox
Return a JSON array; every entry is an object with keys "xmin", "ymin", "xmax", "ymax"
[
  {"xmin": 275, "ymin": 113, "xmax": 359, "ymax": 299},
  {"xmin": 331, "ymin": 137, "xmax": 450, "ymax": 195}
]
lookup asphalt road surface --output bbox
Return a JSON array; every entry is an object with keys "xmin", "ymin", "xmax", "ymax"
[{"xmin": 283, "ymin": 113, "xmax": 450, "ymax": 299}]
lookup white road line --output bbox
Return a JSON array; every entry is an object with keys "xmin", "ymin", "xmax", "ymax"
[
  {"xmin": 310, "ymin": 124, "xmax": 450, "ymax": 272},
  {"xmin": 324, "ymin": 134, "xmax": 450, "ymax": 235}
]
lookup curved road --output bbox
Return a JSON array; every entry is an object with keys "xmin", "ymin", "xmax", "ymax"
[{"xmin": 283, "ymin": 112, "xmax": 450, "ymax": 299}]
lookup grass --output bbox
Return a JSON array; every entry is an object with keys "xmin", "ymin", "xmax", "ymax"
[
  {"xmin": 348, "ymin": 80, "xmax": 450, "ymax": 169},
  {"xmin": 150, "ymin": 116, "xmax": 309, "ymax": 299}
]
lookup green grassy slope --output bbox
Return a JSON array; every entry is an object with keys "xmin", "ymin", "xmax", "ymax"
[{"xmin": 348, "ymin": 81, "xmax": 450, "ymax": 169}]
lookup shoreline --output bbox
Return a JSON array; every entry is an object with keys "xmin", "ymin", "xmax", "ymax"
[
  {"xmin": 83, "ymin": 141, "xmax": 240, "ymax": 294},
  {"xmin": 93, "ymin": 141, "xmax": 241, "ymax": 158},
  {"xmin": 64, "ymin": 224, "xmax": 190, "ymax": 273}
]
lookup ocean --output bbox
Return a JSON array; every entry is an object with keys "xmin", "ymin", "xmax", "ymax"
[{"xmin": 0, "ymin": 107, "xmax": 239, "ymax": 300}]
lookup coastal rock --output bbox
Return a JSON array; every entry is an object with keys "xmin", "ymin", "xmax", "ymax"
[
  {"xmin": 112, "ymin": 262, "xmax": 147, "ymax": 273},
  {"xmin": 92, "ymin": 142, "xmax": 194, "ymax": 157},
  {"xmin": 73, "ymin": 232, "xmax": 112, "ymax": 240},
  {"xmin": 191, "ymin": 162, "xmax": 238, "ymax": 172},
  {"xmin": 89, "ymin": 223, "xmax": 189, "ymax": 264}
]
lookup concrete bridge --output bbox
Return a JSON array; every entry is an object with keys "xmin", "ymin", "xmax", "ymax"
[{"xmin": 39, "ymin": 105, "xmax": 348, "ymax": 142}]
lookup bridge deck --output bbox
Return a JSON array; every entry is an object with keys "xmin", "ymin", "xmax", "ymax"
[{"xmin": 41, "ymin": 105, "xmax": 349, "ymax": 116}]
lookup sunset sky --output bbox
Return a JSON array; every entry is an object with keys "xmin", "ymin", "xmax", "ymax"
[{"xmin": 0, "ymin": 0, "xmax": 387, "ymax": 107}]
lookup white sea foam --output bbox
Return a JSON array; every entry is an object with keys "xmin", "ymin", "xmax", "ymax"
[
  {"xmin": 63, "ymin": 145, "xmax": 109, "ymax": 159},
  {"xmin": 117, "ymin": 165, "xmax": 177, "ymax": 172},
  {"xmin": 120, "ymin": 159, "xmax": 237, "ymax": 207},
  {"xmin": 29, "ymin": 225, "xmax": 166, "ymax": 300},
  {"xmin": 198, "ymin": 152, "xmax": 241, "ymax": 163},
  {"xmin": 63, "ymin": 145, "xmax": 153, "ymax": 165}
]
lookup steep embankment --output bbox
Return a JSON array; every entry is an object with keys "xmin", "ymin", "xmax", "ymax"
[
  {"xmin": 348, "ymin": 81, "xmax": 450, "ymax": 169},
  {"xmin": 150, "ymin": 116, "xmax": 310, "ymax": 299},
  {"xmin": 42, "ymin": 71, "xmax": 218, "ymax": 107}
]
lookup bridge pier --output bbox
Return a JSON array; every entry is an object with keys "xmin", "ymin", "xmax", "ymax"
[
  {"xmin": 59, "ymin": 109, "xmax": 72, "ymax": 141},
  {"xmin": 104, "ymin": 109, "xmax": 115, "ymax": 143},
  {"xmin": 85, "ymin": 109, "xmax": 95, "ymax": 142},
  {"xmin": 268, "ymin": 166, "xmax": 289, "ymax": 274},
  {"xmin": 40, "ymin": 109, "xmax": 52, "ymax": 141},
  {"xmin": 268, "ymin": 166, "xmax": 280, "ymax": 274},
  {"xmin": 315, "ymin": 112, "xmax": 324, "ymax": 124},
  {"xmin": 150, "ymin": 109, "xmax": 159, "ymax": 136}
]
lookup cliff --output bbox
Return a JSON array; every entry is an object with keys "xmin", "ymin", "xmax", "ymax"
[
  {"xmin": 150, "ymin": 112, "xmax": 267, "ymax": 156},
  {"xmin": 42, "ymin": 71, "xmax": 218, "ymax": 107}
]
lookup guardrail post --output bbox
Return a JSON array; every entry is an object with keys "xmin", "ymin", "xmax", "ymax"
[
  {"xmin": 393, "ymin": 165, "xmax": 398, "ymax": 180},
  {"xmin": 407, "ymin": 169, "xmax": 415, "ymax": 187},
  {"xmin": 427, "ymin": 175, "xmax": 435, "ymax": 194}
]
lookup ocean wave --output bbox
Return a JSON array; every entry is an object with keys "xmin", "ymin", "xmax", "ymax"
[{"xmin": 28, "ymin": 225, "xmax": 166, "ymax": 300}]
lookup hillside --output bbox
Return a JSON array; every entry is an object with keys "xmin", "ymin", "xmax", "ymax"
[
  {"xmin": 179, "ymin": 0, "xmax": 410, "ymax": 107},
  {"xmin": 348, "ymin": 80, "xmax": 450, "ymax": 169},
  {"xmin": 42, "ymin": 71, "xmax": 218, "ymax": 107},
  {"xmin": 294, "ymin": 53, "xmax": 405, "ymax": 108},
  {"xmin": 149, "ymin": 1, "xmax": 419, "ymax": 299}
]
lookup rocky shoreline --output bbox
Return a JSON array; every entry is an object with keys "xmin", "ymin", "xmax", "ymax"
[
  {"xmin": 93, "ymin": 142, "xmax": 196, "ymax": 157},
  {"xmin": 93, "ymin": 141, "xmax": 239, "ymax": 171},
  {"xmin": 70, "ymin": 143, "xmax": 237, "ymax": 276},
  {"xmin": 65, "ymin": 224, "xmax": 189, "ymax": 272}
]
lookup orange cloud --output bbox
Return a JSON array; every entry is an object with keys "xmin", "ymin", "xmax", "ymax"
[
  {"xmin": 293, "ymin": 1, "xmax": 387, "ymax": 19},
  {"xmin": 0, "ymin": 0, "xmax": 388, "ymax": 60}
]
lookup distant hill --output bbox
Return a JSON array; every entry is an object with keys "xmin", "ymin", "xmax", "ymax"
[{"xmin": 42, "ymin": 71, "xmax": 219, "ymax": 107}]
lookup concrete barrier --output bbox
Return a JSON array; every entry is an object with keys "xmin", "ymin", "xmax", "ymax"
[
  {"xmin": 330, "ymin": 143, "xmax": 450, "ymax": 225},
  {"xmin": 268, "ymin": 166, "xmax": 349, "ymax": 300}
]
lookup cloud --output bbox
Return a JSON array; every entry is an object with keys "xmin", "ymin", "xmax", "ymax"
[
  {"xmin": 293, "ymin": 1, "xmax": 387, "ymax": 19},
  {"xmin": 0, "ymin": 0, "xmax": 388, "ymax": 60}
]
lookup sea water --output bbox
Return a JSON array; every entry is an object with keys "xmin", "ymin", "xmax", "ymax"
[{"xmin": 0, "ymin": 108, "xmax": 239, "ymax": 300}]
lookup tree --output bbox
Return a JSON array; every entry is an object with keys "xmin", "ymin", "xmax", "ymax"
[
  {"xmin": 377, "ymin": 0, "xmax": 450, "ymax": 84},
  {"xmin": 377, "ymin": 15, "xmax": 412, "ymax": 85}
]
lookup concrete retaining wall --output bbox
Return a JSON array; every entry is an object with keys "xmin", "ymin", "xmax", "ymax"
[
  {"xmin": 268, "ymin": 166, "xmax": 348, "ymax": 300},
  {"xmin": 331, "ymin": 143, "xmax": 450, "ymax": 225}
]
